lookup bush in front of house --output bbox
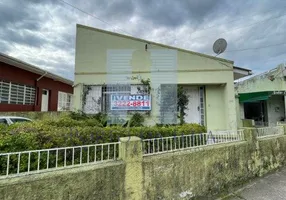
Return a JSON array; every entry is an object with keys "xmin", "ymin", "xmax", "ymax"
[
  {"xmin": 0, "ymin": 116, "xmax": 206, "ymax": 153},
  {"xmin": 0, "ymin": 116, "xmax": 207, "ymax": 176}
]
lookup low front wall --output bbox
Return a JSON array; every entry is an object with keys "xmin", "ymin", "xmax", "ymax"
[
  {"xmin": 143, "ymin": 135, "xmax": 286, "ymax": 199},
  {"xmin": 1, "ymin": 128, "xmax": 286, "ymax": 199},
  {"xmin": 0, "ymin": 162, "xmax": 125, "ymax": 200}
]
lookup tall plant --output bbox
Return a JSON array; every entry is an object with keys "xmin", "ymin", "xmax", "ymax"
[{"xmin": 177, "ymin": 86, "xmax": 189, "ymax": 125}]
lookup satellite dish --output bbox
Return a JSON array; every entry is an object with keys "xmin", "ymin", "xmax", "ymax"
[{"xmin": 213, "ymin": 38, "xmax": 227, "ymax": 56}]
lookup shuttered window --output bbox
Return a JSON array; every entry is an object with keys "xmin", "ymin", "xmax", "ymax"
[
  {"xmin": 58, "ymin": 91, "xmax": 73, "ymax": 111},
  {"xmin": 0, "ymin": 80, "xmax": 35, "ymax": 105}
]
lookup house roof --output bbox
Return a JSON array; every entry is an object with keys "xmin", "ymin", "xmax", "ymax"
[
  {"xmin": 77, "ymin": 24, "xmax": 252, "ymax": 78},
  {"xmin": 233, "ymin": 66, "xmax": 253, "ymax": 80},
  {"xmin": 0, "ymin": 53, "xmax": 73, "ymax": 85}
]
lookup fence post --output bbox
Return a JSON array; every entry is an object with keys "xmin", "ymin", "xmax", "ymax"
[
  {"xmin": 119, "ymin": 136, "xmax": 143, "ymax": 200},
  {"xmin": 243, "ymin": 128, "xmax": 257, "ymax": 143},
  {"xmin": 281, "ymin": 125, "xmax": 286, "ymax": 135}
]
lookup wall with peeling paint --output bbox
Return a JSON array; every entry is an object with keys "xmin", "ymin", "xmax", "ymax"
[
  {"xmin": 267, "ymin": 95, "xmax": 285, "ymax": 125},
  {"xmin": 235, "ymin": 65, "xmax": 286, "ymax": 94},
  {"xmin": 0, "ymin": 162, "xmax": 126, "ymax": 200},
  {"xmin": 235, "ymin": 64, "xmax": 286, "ymax": 126},
  {"xmin": 143, "ymin": 129, "xmax": 286, "ymax": 199}
]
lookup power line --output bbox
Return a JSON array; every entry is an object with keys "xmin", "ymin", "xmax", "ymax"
[
  {"xmin": 58, "ymin": 0, "xmax": 286, "ymax": 52},
  {"xmin": 58, "ymin": 0, "xmax": 286, "ymax": 53},
  {"xmin": 57, "ymin": 1, "xmax": 286, "ymax": 61},
  {"xmin": 226, "ymin": 41, "xmax": 286, "ymax": 53},
  {"xmin": 188, "ymin": 12, "xmax": 286, "ymax": 41},
  {"xmin": 189, "ymin": 5, "xmax": 286, "ymax": 36},
  {"xmin": 158, "ymin": 10, "xmax": 286, "ymax": 45},
  {"xmin": 58, "ymin": 0, "xmax": 133, "ymax": 36}
]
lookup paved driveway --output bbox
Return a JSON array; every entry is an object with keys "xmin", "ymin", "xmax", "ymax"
[{"xmin": 223, "ymin": 167, "xmax": 286, "ymax": 200}]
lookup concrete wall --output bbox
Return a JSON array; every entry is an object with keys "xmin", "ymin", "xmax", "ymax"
[
  {"xmin": 143, "ymin": 133, "xmax": 286, "ymax": 199},
  {"xmin": 74, "ymin": 24, "xmax": 237, "ymax": 130},
  {"xmin": 1, "ymin": 128, "xmax": 286, "ymax": 199},
  {"xmin": 235, "ymin": 65, "xmax": 286, "ymax": 94},
  {"xmin": 267, "ymin": 95, "xmax": 285, "ymax": 125},
  {"xmin": 0, "ymin": 162, "xmax": 125, "ymax": 200}
]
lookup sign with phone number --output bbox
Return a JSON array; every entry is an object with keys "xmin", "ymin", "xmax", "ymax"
[{"xmin": 110, "ymin": 94, "xmax": 151, "ymax": 111}]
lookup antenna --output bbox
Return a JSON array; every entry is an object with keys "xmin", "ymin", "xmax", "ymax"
[{"xmin": 213, "ymin": 38, "xmax": 227, "ymax": 56}]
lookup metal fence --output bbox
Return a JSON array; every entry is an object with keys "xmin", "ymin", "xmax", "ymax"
[
  {"xmin": 0, "ymin": 142, "xmax": 120, "ymax": 179},
  {"xmin": 255, "ymin": 126, "xmax": 284, "ymax": 138},
  {"xmin": 142, "ymin": 130, "xmax": 244, "ymax": 156},
  {"xmin": 254, "ymin": 121, "xmax": 276, "ymax": 127}
]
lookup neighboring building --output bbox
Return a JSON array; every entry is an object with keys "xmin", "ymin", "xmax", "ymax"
[
  {"xmin": 73, "ymin": 24, "xmax": 252, "ymax": 130},
  {"xmin": 235, "ymin": 64, "xmax": 286, "ymax": 127},
  {"xmin": 0, "ymin": 53, "xmax": 73, "ymax": 112}
]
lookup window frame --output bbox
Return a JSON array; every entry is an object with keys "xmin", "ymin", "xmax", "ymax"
[
  {"xmin": 10, "ymin": 118, "xmax": 31, "ymax": 123},
  {"xmin": 0, "ymin": 80, "xmax": 35, "ymax": 105},
  {"xmin": 0, "ymin": 118, "xmax": 8, "ymax": 125},
  {"xmin": 57, "ymin": 91, "xmax": 73, "ymax": 111}
]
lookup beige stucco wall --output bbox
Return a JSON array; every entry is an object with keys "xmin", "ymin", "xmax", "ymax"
[
  {"xmin": 74, "ymin": 24, "xmax": 237, "ymax": 130},
  {"xmin": 267, "ymin": 95, "xmax": 285, "ymax": 125},
  {"xmin": 205, "ymin": 85, "xmax": 226, "ymax": 130}
]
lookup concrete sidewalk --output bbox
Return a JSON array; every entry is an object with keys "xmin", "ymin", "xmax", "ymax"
[{"xmin": 223, "ymin": 167, "xmax": 286, "ymax": 200}]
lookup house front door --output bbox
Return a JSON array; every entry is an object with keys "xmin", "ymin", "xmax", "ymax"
[
  {"xmin": 184, "ymin": 86, "xmax": 200, "ymax": 124},
  {"xmin": 41, "ymin": 89, "xmax": 49, "ymax": 111}
]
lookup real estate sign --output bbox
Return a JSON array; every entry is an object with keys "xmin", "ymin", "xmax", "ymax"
[{"xmin": 110, "ymin": 94, "xmax": 151, "ymax": 111}]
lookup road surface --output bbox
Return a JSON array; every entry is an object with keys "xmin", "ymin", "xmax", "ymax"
[{"xmin": 223, "ymin": 167, "xmax": 286, "ymax": 200}]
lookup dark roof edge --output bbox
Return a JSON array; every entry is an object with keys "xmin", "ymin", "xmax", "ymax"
[
  {"xmin": 234, "ymin": 66, "xmax": 252, "ymax": 73},
  {"xmin": 0, "ymin": 53, "xmax": 73, "ymax": 86}
]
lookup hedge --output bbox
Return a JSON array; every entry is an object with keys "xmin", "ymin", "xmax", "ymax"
[
  {"xmin": 0, "ymin": 117, "xmax": 207, "ymax": 176},
  {"xmin": 0, "ymin": 117, "xmax": 206, "ymax": 153}
]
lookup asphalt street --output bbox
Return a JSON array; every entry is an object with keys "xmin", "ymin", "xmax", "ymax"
[{"xmin": 223, "ymin": 167, "xmax": 286, "ymax": 200}]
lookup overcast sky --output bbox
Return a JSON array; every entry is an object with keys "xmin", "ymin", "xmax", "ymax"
[{"xmin": 1, "ymin": 0, "xmax": 286, "ymax": 81}]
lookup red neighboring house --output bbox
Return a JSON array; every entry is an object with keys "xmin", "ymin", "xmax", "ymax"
[{"xmin": 0, "ymin": 53, "xmax": 73, "ymax": 112}]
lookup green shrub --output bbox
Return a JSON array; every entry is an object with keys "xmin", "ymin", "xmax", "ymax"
[
  {"xmin": 0, "ymin": 117, "xmax": 207, "ymax": 176},
  {"xmin": 129, "ymin": 113, "xmax": 145, "ymax": 127},
  {"xmin": 69, "ymin": 111, "xmax": 107, "ymax": 127},
  {"xmin": 0, "ymin": 121, "xmax": 206, "ymax": 152}
]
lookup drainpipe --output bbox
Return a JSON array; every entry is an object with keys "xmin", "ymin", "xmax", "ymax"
[
  {"xmin": 34, "ymin": 71, "xmax": 48, "ymax": 111},
  {"xmin": 72, "ymin": 83, "xmax": 80, "ymax": 88},
  {"xmin": 37, "ymin": 71, "xmax": 48, "ymax": 82}
]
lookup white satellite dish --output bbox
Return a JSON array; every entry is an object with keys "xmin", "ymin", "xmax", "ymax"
[{"xmin": 213, "ymin": 38, "xmax": 227, "ymax": 56}]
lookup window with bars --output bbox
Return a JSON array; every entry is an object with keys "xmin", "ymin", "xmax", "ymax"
[
  {"xmin": 0, "ymin": 80, "xmax": 35, "ymax": 105},
  {"xmin": 102, "ymin": 84, "xmax": 131, "ymax": 113},
  {"xmin": 82, "ymin": 84, "xmax": 149, "ymax": 114},
  {"xmin": 58, "ymin": 91, "xmax": 73, "ymax": 111},
  {"xmin": 102, "ymin": 84, "xmax": 148, "ymax": 113}
]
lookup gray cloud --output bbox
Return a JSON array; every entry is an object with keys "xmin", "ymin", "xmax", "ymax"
[{"xmin": 0, "ymin": 28, "xmax": 44, "ymax": 47}]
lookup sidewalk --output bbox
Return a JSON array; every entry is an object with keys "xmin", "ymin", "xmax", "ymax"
[{"xmin": 223, "ymin": 167, "xmax": 286, "ymax": 200}]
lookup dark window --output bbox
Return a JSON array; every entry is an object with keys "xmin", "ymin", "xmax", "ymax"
[
  {"xmin": 0, "ymin": 119, "xmax": 8, "ymax": 125},
  {"xmin": 10, "ymin": 118, "xmax": 31, "ymax": 123},
  {"xmin": 0, "ymin": 81, "xmax": 10, "ymax": 104}
]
